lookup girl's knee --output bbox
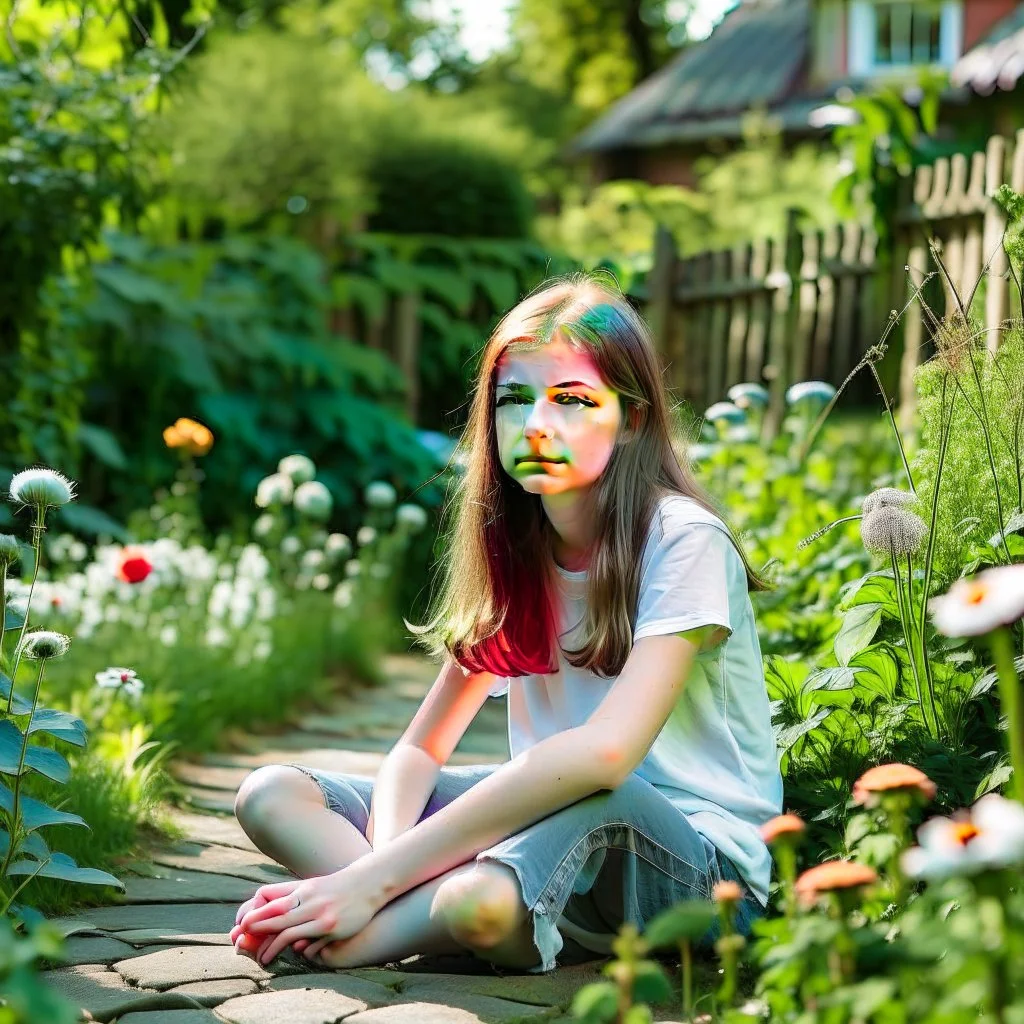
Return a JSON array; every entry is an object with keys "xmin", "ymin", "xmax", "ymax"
[
  {"xmin": 234, "ymin": 764, "xmax": 324, "ymax": 832},
  {"xmin": 434, "ymin": 863, "xmax": 528, "ymax": 949}
]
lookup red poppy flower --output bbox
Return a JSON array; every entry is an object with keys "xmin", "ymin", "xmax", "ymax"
[{"xmin": 117, "ymin": 546, "xmax": 153, "ymax": 584}]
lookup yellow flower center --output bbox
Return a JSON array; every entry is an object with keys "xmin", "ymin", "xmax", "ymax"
[
  {"xmin": 953, "ymin": 822, "xmax": 980, "ymax": 845},
  {"xmin": 964, "ymin": 581, "xmax": 988, "ymax": 605}
]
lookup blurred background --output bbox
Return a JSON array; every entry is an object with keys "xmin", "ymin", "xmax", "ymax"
[{"xmin": 2, "ymin": 0, "xmax": 1024, "ymax": 618}]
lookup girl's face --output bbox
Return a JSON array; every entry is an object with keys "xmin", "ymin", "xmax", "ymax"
[{"xmin": 494, "ymin": 334, "xmax": 625, "ymax": 500}]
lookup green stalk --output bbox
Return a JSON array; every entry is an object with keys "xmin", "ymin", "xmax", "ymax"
[
  {"xmin": 868, "ymin": 360, "xmax": 915, "ymax": 492},
  {"xmin": 890, "ymin": 541, "xmax": 932, "ymax": 738},
  {"xmin": 0, "ymin": 570, "xmax": 6, "ymax": 674},
  {"xmin": 907, "ymin": 551, "xmax": 940, "ymax": 739},
  {"xmin": 0, "ymin": 659, "xmax": 47, "ymax": 879},
  {"xmin": 988, "ymin": 627, "xmax": 1024, "ymax": 803},
  {"xmin": 918, "ymin": 374, "xmax": 954, "ymax": 738},
  {"xmin": 680, "ymin": 938, "xmax": 694, "ymax": 1021},
  {"xmin": 5, "ymin": 507, "xmax": 45, "ymax": 714}
]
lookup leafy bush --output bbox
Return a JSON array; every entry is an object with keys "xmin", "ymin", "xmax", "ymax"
[{"xmin": 366, "ymin": 135, "xmax": 534, "ymax": 239}]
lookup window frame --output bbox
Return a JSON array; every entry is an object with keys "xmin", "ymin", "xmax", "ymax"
[{"xmin": 848, "ymin": 0, "xmax": 963, "ymax": 75}]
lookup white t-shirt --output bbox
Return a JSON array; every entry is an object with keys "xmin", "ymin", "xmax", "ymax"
[{"xmin": 487, "ymin": 494, "xmax": 784, "ymax": 913}]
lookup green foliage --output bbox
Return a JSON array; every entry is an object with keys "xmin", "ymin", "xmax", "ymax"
[
  {"xmin": 830, "ymin": 69, "xmax": 956, "ymax": 242},
  {"xmin": 542, "ymin": 114, "xmax": 842, "ymax": 269},
  {"xmin": 0, "ymin": 915, "xmax": 79, "ymax": 1024},
  {"xmin": 157, "ymin": 29, "xmax": 378, "ymax": 233},
  {"xmin": 366, "ymin": 135, "xmax": 534, "ymax": 239},
  {"xmin": 50, "ymin": 230, "xmax": 442, "ymax": 534},
  {"xmin": 912, "ymin": 326, "xmax": 1024, "ymax": 591}
]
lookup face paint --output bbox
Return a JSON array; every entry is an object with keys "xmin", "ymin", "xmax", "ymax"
[{"xmin": 494, "ymin": 334, "xmax": 625, "ymax": 502}]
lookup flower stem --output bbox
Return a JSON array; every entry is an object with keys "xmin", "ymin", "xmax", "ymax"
[
  {"xmin": 0, "ymin": 659, "xmax": 47, "ymax": 879},
  {"xmin": 5, "ymin": 508, "xmax": 46, "ymax": 715},
  {"xmin": 988, "ymin": 627, "xmax": 1024, "ymax": 803},
  {"xmin": 680, "ymin": 939, "xmax": 693, "ymax": 1021},
  {"xmin": 890, "ymin": 544, "xmax": 932, "ymax": 739}
]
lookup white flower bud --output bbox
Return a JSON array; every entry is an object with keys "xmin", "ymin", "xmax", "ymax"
[
  {"xmin": 365, "ymin": 481, "xmax": 397, "ymax": 508},
  {"xmin": 278, "ymin": 454, "xmax": 317, "ymax": 484},
  {"xmin": 294, "ymin": 481, "xmax": 333, "ymax": 521},
  {"xmin": 396, "ymin": 504, "xmax": 428, "ymax": 534},
  {"xmin": 255, "ymin": 473, "xmax": 294, "ymax": 509}
]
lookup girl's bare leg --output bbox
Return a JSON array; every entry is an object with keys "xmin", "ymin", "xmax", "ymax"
[{"xmin": 232, "ymin": 765, "xmax": 465, "ymax": 959}]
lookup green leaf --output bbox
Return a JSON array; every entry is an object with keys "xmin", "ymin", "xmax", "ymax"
[
  {"xmin": 4, "ymin": 604, "xmax": 25, "ymax": 631},
  {"xmin": 0, "ymin": 828, "xmax": 49, "ymax": 862},
  {"xmin": 774, "ymin": 707, "xmax": 832, "ymax": 756},
  {"xmin": 975, "ymin": 762, "xmax": 1012, "ymax": 799},
  {"xmin": 643, "ymin": 899, "xmax": 716, "ymax": 946},
  {"xmin": 93, "ymin": 264, "xmax": 180, "ymax": 311},
  {"xmin": 8, "ymin": 852, "xmax": 124, "ymax": 890},
  {"xmin": 631, "ymin": 961, "xmax": 672, "ymax": 1006},
  {"xmin": 0, "ymin": 674, "xmax": 33, "ymax": 715},
  {"xmin": 849, "ymin": 646, "xmax": 900, "ymax": 703},
  {"xmin": 571, "ymin": 981, "xmax": 620, "ymax": 1023},
  {"xmin": 834, "ymin": 604, "xmax": 883, "ymax": 666},
  {"xmin": 0, "ymin": 720, "xmax": 71, "ymax": 783},
  {"xmin": 24, "ymin": 708, "xmax": 87, "ymax": 747},
  {"xmin": 0, "ymin": 782, "xmax": 87, "ymax": 832},
  {"xmin": 76, "ymin": 423, "xmax": 128, "ymax": 471},
  {"xmin": 469, "ymin": 266, "xmax": 519, "ymax": 311},
  {"xmin": 55, "ymin": 503, "xmax": 129, "ymax": 542}
]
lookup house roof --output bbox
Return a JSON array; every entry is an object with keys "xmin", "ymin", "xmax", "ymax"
[
  {"xmin": 566, "ymin": 0, "xmax": 814, "ymax": 155},
  {"xmin": 951, "ymin": 5, "xmax": 1024, "ymax": 94}
]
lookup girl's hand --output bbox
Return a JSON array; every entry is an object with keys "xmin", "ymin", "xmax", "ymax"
[{"xmin": 237, "ymin": 866, "xmax": 382, "ymax": 966}]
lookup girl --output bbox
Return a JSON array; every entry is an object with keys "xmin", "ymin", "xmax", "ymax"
[{"xmin": 230, "ymin": 272, "xmax": 784, "ymax": 975}]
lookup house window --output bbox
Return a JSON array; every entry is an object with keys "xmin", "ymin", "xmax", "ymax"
[{"xmin": 848, "ymin": 0, "xmax": 962, "ymax": 74}]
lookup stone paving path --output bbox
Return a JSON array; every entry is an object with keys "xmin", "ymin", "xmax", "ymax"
[{"xmin": 41, "ymin": 653, "xmax": 688, "ymax": 1023}]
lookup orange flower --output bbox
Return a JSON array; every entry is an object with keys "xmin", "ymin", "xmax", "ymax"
[
  {"xmin": 760, "ymin": 814, "xmax": 806, "ymax": 844},
  {"xmin": 713, "ymin": 880, "xmax": 743, "ymax": 904},
  {"xmin": 117, "ymin": 546, "xmax": 153, "ymax": 585},
  {"xmin": 794, "ymin": 861, "xmax": 877, "ymax": 908},
  {"xmin": 163, "ymin": 418, "xmax": 214, "ymax": 457},
  {"xmin": 852, "ymin": 763, "xmax": 937, "ymax": 807}
]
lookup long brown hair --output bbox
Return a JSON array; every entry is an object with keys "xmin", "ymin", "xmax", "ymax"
[{"xmin": 405, "ymin": 271, "xmax": 770, "ymax": 680}]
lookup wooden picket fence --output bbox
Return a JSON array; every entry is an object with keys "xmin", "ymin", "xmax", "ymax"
[{"xmin": 644, "ymin": 128, "xmax": 1024, "ymax": 431}]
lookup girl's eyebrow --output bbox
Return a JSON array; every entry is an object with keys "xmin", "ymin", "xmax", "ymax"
[{"xmin": 496, "ymin": 379, "xmax": 596, "ymax": 392}]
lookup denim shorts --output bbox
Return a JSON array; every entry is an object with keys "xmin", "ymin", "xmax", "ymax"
[{"xmin": 285, "ymin": 761, "xmax": 766, "ymax": 974}]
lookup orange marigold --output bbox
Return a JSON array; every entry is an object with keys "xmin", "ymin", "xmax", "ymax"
[
  {"xmin": 794, "ymin": 861, "xmax": 877, "ymax": 907},
  {"xmin": 760, "ymin": 813, "xmax": 806, "ymax": 844},
  {"xmin": 853, "ymin": 763, "xmax": 937, "ymax": 806},
  {"xmin": 163, "ymin": 417, "xmax": 215, "ymax": 457}
]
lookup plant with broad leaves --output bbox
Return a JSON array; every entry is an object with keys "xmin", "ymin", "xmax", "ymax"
[{"xmin": 1, "ymin": 467, "xmax": 124, "ymax": 928}]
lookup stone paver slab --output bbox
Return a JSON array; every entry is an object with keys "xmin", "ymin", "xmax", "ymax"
[
  {"xmin": 186, "ymin": 791, "xmax": 238, "ymax": 814},
  {"xmin": 120, "ymin": 865, "xmax": 257, "ymax": 904},
  {"xmin": 214, "ymin": 988, "xmax": 367, "ymax": 1024},
  {"xmin": 266, "ymin": 972, "xmax": 398, "ymax": 1006},
  {"xmin": 167, "ymin": 979, "xmax": 259, "ymax": 1005},
  {"xmin": 345, "ymin": 1002, "xmax": 513, "ymax": 1024},
  {"xmin": 114, "ymin": 945, "xmax": 296, "ymax": 990},
  {"xmin": 119, "ymin": 1011, "xmax": 221, "ymax": 1024},
  {"xmin": 167, "ymin": 811, "xmax": 261, "ymax": 853},
  {"xmin": 42, "ymin": 936, "xmax": 174, "ymax": 967},
  {"xmin": 112, "ymin": 928, "xmax": 232, "ymax": 947},
  {"xmin": 39, "ymin": 969, "xmax": 205, "ymax": 1023},
  {"xmin": 387, "ymin": 962, "xmax": 611, "ymax": 1010},
  {"xmin": 388, "ymin": 983, "xmax": 553, "ymax": 1021},
  {"xmin": 78, "ymin": 902, "xmax": 236, "ymax": 934},
  {"xmin": 151, "ymin": 841, "xmax": 292, "ymax": 885},
  {"xmin": 172, "ymin": 763, "xmax": 255, "ymax": 792}
]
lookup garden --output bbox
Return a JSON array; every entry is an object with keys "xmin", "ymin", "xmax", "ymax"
[{"xmin": 3, "ymin": 0, "xmax": 1024, "ymax": 1021}]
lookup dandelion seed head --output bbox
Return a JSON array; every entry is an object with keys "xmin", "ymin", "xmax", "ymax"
[
  {"xmin": 861, "ymin": 487, "xmax": 916, "ymax": 517},
  {"xmin": 860, "ymin": 505, "xmax": 927, "ymax": 556},
  {"xmin": 8, "ymin": 468, "xmax": 76, "ymax": 509},
  {"xmin": 18, "ymin": 629, "xmax": 71, "ymax": 660}
]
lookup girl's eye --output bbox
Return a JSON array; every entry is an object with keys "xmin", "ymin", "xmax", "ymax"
[{"xmin": 496, "ymin": 394, "xmax": 592, "ymax": 407}]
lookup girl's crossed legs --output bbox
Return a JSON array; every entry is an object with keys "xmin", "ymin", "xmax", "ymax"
[{"xmin": 232, "ymin": 764, "xmax": 543, "ymax": 970}]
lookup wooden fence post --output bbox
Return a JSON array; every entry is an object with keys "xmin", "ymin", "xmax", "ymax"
[
  {"xmin": 983, "ymin": 135, "xmax": 1009, "ymax": 354},
  {"xmin": 394, "ymin": 290, "xmax": 421, "ymax": 425},
  {"xmin": 763, "ymin": 208, "xmax": 802, "ymax": 439},
  {"xmin": 647, "ymin": 225, "xmax": 678, "ymax": 363},
  {"xmin": 897, "ymin": 164, "xmax": 933, "ymax": 433}
]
